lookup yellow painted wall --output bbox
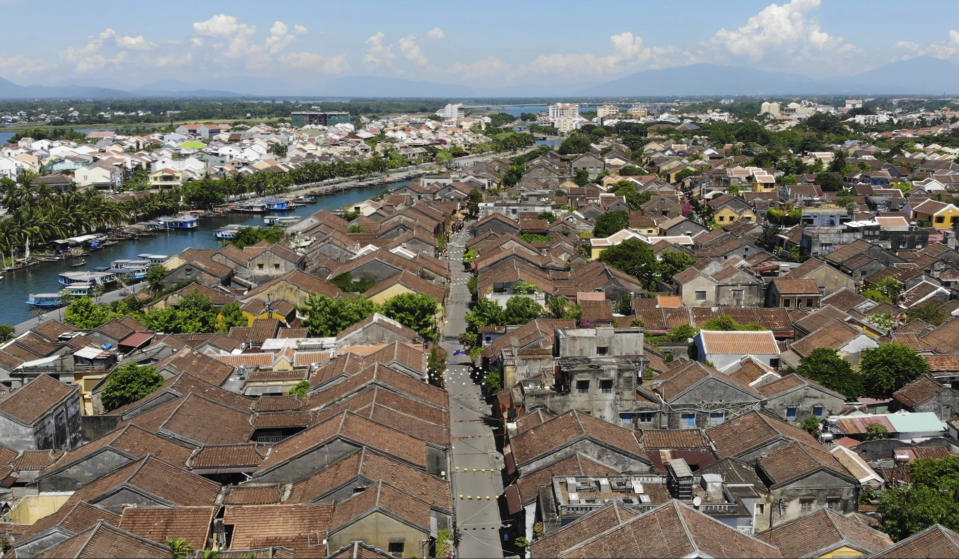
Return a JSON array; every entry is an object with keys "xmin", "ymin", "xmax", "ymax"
[
  {"xmin": 368, "ymin": 283, "xmax": 415, "ymax": 305},
  {"xmin": 819, "ymin": 545, "xmax": 865, "ymax": 558},
  {"xmin": 243, "ymin": 283, "xmax": 309, "ymax": 307},
  {"xmin": 327, "ymin": 513, "xmax": 428, "ymax": 559},
  {"xmin": 241, "ymin": 310, "xmax": 287, "ymax": 327},
  {"xmin": 77, "ymin": 373, "xmax": 107, "ymax": 415},
  {"xmin": 932, "ymin": 206, "xmax": 959, "ymax": 229},
  {"xmin": 590, "ymin": 246, "xmax": 608, "ymax": 260},
  {"xmin": 714, "ymin": 207, "xmax": 756, "ymax": 224},
  {"xmin": 752, "ymin": 182, "xmax": 776, "ymax": 192},
  {"xmin": 6, "ymin": 494, "xmax": 73, "ymax": 524}
]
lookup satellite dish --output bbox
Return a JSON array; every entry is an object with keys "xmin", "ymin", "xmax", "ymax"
[{"xmin": 692, "ymin": 496, "xmax": 702, "ymax": 508}]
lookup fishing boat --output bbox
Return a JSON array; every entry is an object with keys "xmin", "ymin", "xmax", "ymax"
[
  {"xmin": 215, "ymin": 224, "xmax": 245, "ymax": 240},
  {"xmin": 233, "ymin": 201, "xmax": 268, "ymax": 213},
  {"xmin": 26, "ymin": 293, "xmax": 64, "ymax": 308},
  {"xmin": 61, "ymin": 283, "xmax": 96, "ymax": 298},
  {"xmin": 137, "ymin": 253, "xmax": 168, "ymax": 264},
  {"xmin": 263, "ymin": 215, "xmax": 299, "ymax": 226},
  {"xmin": 69, "ymin": 257, "xmax": 87, "ymax": 268},
  {"xmin": 110, "ymin": 259, "xmax": 150, "ymax": 280},
  {"xmin": 58, "ymin": 271, "xmax": 118, "ymax": 287},
  {"xmin": 262, "ymin": 198, "xmax": 293, "ymax": 211},
  {"xmin": 157, "ymin": 215, "xmax": 200, "ymax": 230}
]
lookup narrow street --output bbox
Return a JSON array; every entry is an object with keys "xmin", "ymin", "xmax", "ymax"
[{"xmin": 442, "ymin": 228, "xmax": 505, "ymax": 559}]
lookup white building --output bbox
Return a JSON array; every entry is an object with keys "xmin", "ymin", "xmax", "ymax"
[
  {"xmin": 549, "ymin": 103, "xmax": 581, "ymax": 134},
  {"xmin": 437, "ymin": 103, "xmax": 465, "ymax": 120},
  {"xmin": 760, "ymin": 102, "xmax": 781, "ymax": 117},
  {"xmin": 597, "ymin": 104, "xmax": 620, "ymax": 118}
]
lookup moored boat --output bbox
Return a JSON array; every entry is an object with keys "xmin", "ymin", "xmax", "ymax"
[{"xmin": 26, "ymin": 293, "xmax": 64, "ymax": 308}]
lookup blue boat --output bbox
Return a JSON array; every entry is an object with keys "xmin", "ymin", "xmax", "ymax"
[
  {"xmin": 111, "ymin": 259, "xmax": 150, "ymax": 280},
  {"xmin": 61, "ymin": 283, "xmax": 96, "ymax": 298},
  {"xmin": 26, "ymin": 293, "xmax": 64, "ymax": 308},
  {"xmin": 58, "ymin": 271, "xmax": 118, "ymax": 287},
  {"xmin": 262, "ymin": 198, "xmax": 293, "ymax": 211},
  {"xmin": 137, "ymin": 253, "xmax": 168, "ymax": 264},
  {"xmin": 157, "ymin": 215, "xmax": 200, "ymax": 229},
  {"xmin": 215, "ymin": 224, "xmax": 244, "ymax": 240}
]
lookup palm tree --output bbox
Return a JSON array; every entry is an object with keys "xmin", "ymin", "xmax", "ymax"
[{"xmin": 166, "ymin": 537, "xmax": 193, "ymax": 559}]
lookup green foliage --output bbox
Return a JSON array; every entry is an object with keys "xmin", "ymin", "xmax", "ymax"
[
  {"xmin": 330, "ymin": 272, "xmax": 376, "ymax": 293},
  {"xmin": 548, "ymin": 296, "xmax": 583, "ymax": 320},
  {"xmin": 866, "ymin": 423, "xmax": 890, "ymax": 440},
  {"xmin": 537, "ymin": 211, "xmax": 557, "ymax": 223},
  {"xmin": 619, "ymin": 165, "xmax": 644, "ymax": 176},
  {"xmin": 803, "ymin": 112, "xmax": 846, "ymax": 135},
  {"xmin": 462, "ymin": 250, "xmax": 478, "ymax": 264},
  {"xmin": 872, "ymin": 277, "xmax": 904, "ymax": 301},
  {"xmin": 9, "ymin": 127, "xmax": 86, "ymax": 144},
  {"xmin": 701, "ymin": 315, "xmax": 765, "ymax": 331},
  {"xmin": 146, "ymin": 265, "xmax": 168, "ymax": 293},
  {"xmin": 467, "ymin": 188, "xmax": 483, "ymax": 216},
  {"xmin": 574, "ymin": 168, "xmax": 590, "ymax": 186},
  {"xmin": 436, "ymin": 529, "xmax": 454, "ymax": 559},
  {"xmin": 216, "ymin": 302, "xmax": 247, "ymax": 332},
  {"xmin": 289, "ymin": 380, "xmax": 310, "ymax": 397},
  {"xmin": 64, "ymin": 296, "xmax": 113, "ymax": 329},
  {"xmin": 520, "ymin": 232, "xmax": 551, "ymax": 243},
  {"xmin": 484, "ymin": 370, "xmax": 503, "ymax": 390},
  {"xmin": 300, "ymin": 295, "xmax": 376, "ymax": 337},
  {"xmin": 0, "ymin": 324, "xmax": 13, "ymax": 343},
  {"xmin": 593, "ymin": 210, "xmax": 630, "ymax": 237},
  {"xmin": 908, "ymin": 301, "xmax": 949, "ymax": 326},
  {"xmin": 860, "ymin": 343, "xmax": 930, "ymax": 397},
  {"xmin": 488, "ymin": 113, "xmax": 516, "ymax": 127},
  {"xmin": 142, "ymin": 293, "xmax": 218, "ymax": 334},
  {"xmin": 649, "ymin": 324, "xmax": 699, "ymax": 346},
  {"xmin": 102, "ymin": 362, "xmax": 164, "ymax": 411},
  {"xmin": 558, "ymin": 133, "xmax": 591, "ymax": 155},
  {"xmin": 599, "ymin": 237, "xmax": 657, "ymax": 289},
  {"xmin": 880, "ymin": 455, "xmax": 959, "ymax": 540},
  {"xmin": 380, "ymin": 292, "xmax": 439, "ymax": 340},
  {"xmin": 509, "ymin": 281, "xmax": 538, "ymax": 295},
  {"xmin": 228, "ymin": 226, "xmax": 283, "ymax": 249},
  {"xmin": 504, "ymin": 296, "xmax": 544, "ymax": 324},
  {"xmin": 867, "ymin": 311, "xmax": 895, "ymax": 331},
  {"xmin": 467, "ymin": 275, "xmax": 478, "ymax": 295},
  {"xmin": 802, "ymin": 415, "xmax": 821, "ymax": 436},
  {"xmin": 767, "ymin": 207, "xmax": 802, "ymax": 226},
  {"xmin": 795, "ymin": 348, "xmax": 862, "ymax": 400},
  {"xmin": 815, "ymin": 172, "xmax": 844, "ymax": 191},
  {"xmin": 657, "ymin": 249, "xmax": 698, "ymax": 284},
  {"xmin": 346, "ymin": 224, "xmax": 364, "ymax": 233},
  {"xmin": 862, "ymin": 288, "xmax": 891, "ymax": 304},
  {"xmin": 610, "ymin": 180, "xmax": 650, "ymax": 210}
]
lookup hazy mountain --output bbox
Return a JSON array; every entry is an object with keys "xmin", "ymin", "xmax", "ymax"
[{"xmin": 825, "ymin": 57, "xmax": 959, "ymax": 95}]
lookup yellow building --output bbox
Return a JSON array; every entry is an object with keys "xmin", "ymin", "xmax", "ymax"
[{"xmin": 912, "ymin": 199, "xmax": 959, "ymax": 229}]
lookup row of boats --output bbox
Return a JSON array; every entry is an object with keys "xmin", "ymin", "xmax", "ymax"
[{"xmin": 26, "ymin": 254, "xmax": 168, "ymax": 309}]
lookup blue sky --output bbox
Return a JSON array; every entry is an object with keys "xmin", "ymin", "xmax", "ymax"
[{"xmin": 2, "ymin": 0, "xmax": 959, "ymax": 89}]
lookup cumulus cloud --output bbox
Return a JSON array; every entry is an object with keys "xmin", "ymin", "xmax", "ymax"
[
  {"xmin": 364, "ymin": 32, "xmax": 395, "ymax": 65},
  {"xmin": 523, "ymin": 31, "xmax": 659, "ymax": 76},
  {"xmin": 893, "ymin": 29, "xmax": 959, "ymax": 61},
  {"xmin": 710, "ymin": 0, "xmax": 850, "ymax": 62},
  {"xmin": 193, "ymin": 13, "xmax": 258, "ymax": 58},
  {"xmin": 266, "ymin": 21, "xmax": 307, "ymax": 54},
  {"xmin": 427, "ymin": 26, "xmax": 445, "ymax": 40},
  {"xmin": 0, "ymin": 55, "xmax": 49, "ymax": 78},
  {"xmin": 64, "ymin": 28, "xmax": 154, "ymax": 73},
  {"xmin": 399, "ymin": 35, "xmax": 428, "ymax": 66}
]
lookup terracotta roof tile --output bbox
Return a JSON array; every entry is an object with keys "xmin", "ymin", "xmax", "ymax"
[
  {"xmin": 190, "ymin": 444, "xmax": 265, "ymax": 469},
  {"xmin": 706, "ymin": 411, "xmax": 818, "ymax": 460},
  {"xmin": 758, "ymin": 508, "xmax": 892, "ymax": 557},
  {"xmin": 119, "ymin": 506, "xmax": 216, "ymax": 551},
  {"xmin": 34, "ymin": 522, "xmax": 170, "ymax": 559},
  {"xmin": 0, "ymin": 375, "xmax": 77, "ymax": 425},
  {"xmin": 223, "ymin": 484, "xmax": 284, "ymax": 505},
  {"xmin": 224, "ymin": 504, "xmax": 333, "ymax": 556},
  {"xmin": 872, "ymin": 524, "xmax": 959, "ymax": 558}
]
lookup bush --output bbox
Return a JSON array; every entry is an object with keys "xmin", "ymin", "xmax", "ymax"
[{"xmin": 102, "ymin": 363, "xmax": 164, "ymax": 411}]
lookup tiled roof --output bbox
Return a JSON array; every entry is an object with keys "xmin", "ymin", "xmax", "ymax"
[
  {"xmin": 329, "ymin": 481, "xmax": 431, "ymax": 533},
  {"xmin": 639, "ymin": 429, "xmax": 709, "ymax": 449},
  {"xmin": 156, "ymin": 393, "xmax": 254, "ymax": 445},
  {"xmin": 699, "ymin": 330, "xmax": 779, "ymax": 355},
  {"xmin": 0, "ymin": 374, "xmax": 77, "ymax": 425},
  {"xmin": 925, "ymin": 354, "xmax": 959, "ymax": 372},
  {"xmin": 531, "ymin": 503, "xmax": 638, "ymax": 559},
  {"xmin": 706, "ymin": 411, "xmax": 818, "ymax": 460},
  {"xmin": 771, "ymin": 278, "xmax": 820, "ymax": 295},
  {"xmin": 12, "ymin": 450, "xmax": 64, "ymax": 471},
  {"xmin": 790, "ymin": 320, "xmax": 861, "ymax": 358},
  {"xmin": 510, "ymin": 410, "xmax": 646, "ymax": 467},
  {"xmin": 922, "ymin": 318, "xmax": 959, "ymax": 353},
  {"xmin": 758, "ymin": 441, "xmax": 853, "ymax": 487},
  {"xmin": 757, "ymin": 508, "xmax": 892, "ymax": 557},
  {"xmin": 189, "ymin": 444, "xmax": 265, "ymax": 469},
  {"xmin": 119, "ymin": 506, "xmax": 216, "ymax": 551},
  {"xmin": 893, "ymin": 375, "xmax": 951, "ymax": 407},
  {"xmin": 223, "ymin": 484, "xmax": 284, "ymax": 505},
  {"xmin": 34, "ymin": 521, "xmax": 171, "ymax": 559},
  {"xmin": 224, "ymin": 504, "xmax": 333, "ymax": 556},
  {"xmin": 872, "ymin": 524, "xmax": 959, "ymax": 558},
  {"xmin": 57, "ymin": 501, "xmax": 122, "ymax": 534}
]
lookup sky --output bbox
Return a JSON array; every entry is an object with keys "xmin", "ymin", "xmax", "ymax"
[{"xmin": 2, "ymin": 0, "xmax": 959, "ymax": 90}]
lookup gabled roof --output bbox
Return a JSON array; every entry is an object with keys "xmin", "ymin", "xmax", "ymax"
[
  {"xmin": 893, "ymin": 375, "xmax": 953, "ymax": 408},
  {"xmin": 118, "ymin": 506, "xmax": 217, "ymax": 551},
  {"xmin": 510, "ymin": 410, "xmax": 648, "ymax": 468},
  {"xmin": 706, "ymin": 411, "xmax": 818, "ymax": 460},
  {"xmin": 223, "ymin": 503, "xmax": 333, "ymax": 556},
  {"xmin": 329, "ymin": 481, "xmax": 432, "ymax": 534},
  {"xmin": 790, "ymin": 320, "xmax": 863, "ymax": 358},
  {"xmin": 698, "ymin": 330, "xmax": 779, "ymax": 356},
  {"xmin": 34, "ymin": 521, "xmax": 170, "ymax": 559},
  {"xmin": 757, "ymin": 508, "xmax": 892, "ymax": 558},
  {"xmin": 555, "ymin": 500, "xmax": 781, "ymax": 558},
  {"xmin": 872, "ymin": 524, "xmax": 959, "ymax": 558},
  {"xmin": 531, "ymin": 503, "xmax": 638, "ymax": 559},
  {"xmin": 650, "ymin": 361, "xmax": 761, "ymax": 401},
  {"xmin": 758, "ymin": 441, "xmax": 855, "ymax": 487},
  {"xmin": 0, "ymin": 374, "xmax": 77, "ymax": 425}
]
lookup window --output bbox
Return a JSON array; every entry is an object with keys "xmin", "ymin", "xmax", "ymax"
[
  {"xmin": 257, "ymin": 263, "xmax": 264, "ymax": 270},
  {"xmin": 732, "ymin": 289, "xmax": 744, "ymax": 299},
  {"xmin": 807, "ymin": 298, "xmax": 815, "ymax": 307},
  {"xmin": 770, "ymin": 359, "xmax": 780, "ymax": 369},
  {"xmin": 796, "ymin": 298, "xmax": 803, "ymax": 309},
  {"xmin": 597, "ymin": 346, "xmax": 609, "ymax": 355},
  {"xmin": 620, "ymin": 413, "xmax": 635, "ymax": 425},
  {"xmin": 388, "ymin": 540, "xmax": 405, "ymax": 557},
  {"xmin": 786, "ymin": 407, "xmax": 797, "ymax": 420},
  {"xmin": 813, "ymin": 406, "xmax": 824, "ymax": 418},
  {"xmin": 717, "ymin": 215, "xmax": 725, "ymax": 222},
  {"xmin": 709, "ymin": 411, "xmax": 725, "ymax": 426},
  {"xmin": 695, "ymin": 290, "xmax": 707, "ymax": 301},
  {"xmin": 576, "ymin": 380, "xmax": 590, "ymax": 394},
  {"xmin": 936, "ymin": 215, "xmax": 945, "ymax": 223},
  {"xmin": 827, "ymin": 498, "xmax": 842, "ymax": 511},
  {"xmin": 800, "ymin": 499, "xmax": 814, "ymax": 514},
  {"xmin": 783, "ymin": 298, "xmax": 791, "ymax": 308},
  {"xmin": 600, "ymin": 379, "xmax": 614, "ymax": 393},
  {"xmin": 756, "ymin": 503, "xmax": 764, "ymax": 515},
  {"xmin": 638, "ymin": 412, "xmax": 655, "ymax": 424},
  {"xmin": 273, "ymin": 263, "xmax": 280, "ymax": 270},
  {"xmin": 681, "ymin": 413, "xmax": 696, "ymax": 427}
]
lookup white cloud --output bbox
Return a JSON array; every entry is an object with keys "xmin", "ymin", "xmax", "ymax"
[
  {"xmin": 0, "ymin": 55, "xmax": 49, "ymax": 78},
  {"xmin": 364, "ymin": 32, "xmax": 395, "ymax": 66},
  {"xmin": 894, "ymin": 29, "xmax": 959, "ymax": 61},
  {"xmin": 523, "ymin": 31, "xmax": 658, "ymax": 76},
  {"xmin": 710, "ymin": 0, "xmax": 849, "ymax": 62},
  {"xmin": 284, "ymin": 51, "xmax": 349, "ymax": 73},
  {"xmin": 427, "ymin": 26, "xmax": 445, "ymax": 40},
  {"xmin": 265, "ymin": 21, "xmax": 307, "ymax": 55},
  {"xmin": 64, "ymin": 28, "xmax": 144, "ymax": 73},
  {"xmin": 115, "ymin": 33, "xmax": 156, "ymax": 51},
  {"xmin": 399, "ymin": 35, "xmax": 428, "ymax": 66},
  {"xmin": 192, "ymin": 14, "xmax": 255, "ymax": 38}
]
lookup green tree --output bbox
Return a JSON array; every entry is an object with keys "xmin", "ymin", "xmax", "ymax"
[
  {"xmin": 794, "ymin": 348, "xmax": 862, "ymax": 400},
  {"xmin": 228, "ymin": 226, "xmax": 283, "ymax": 249},
  {"xmin": 467, "ymin": 188, "xmax": 483, "ymax": 217},
  {"xmin": 64, "ymin": 296, "xmax": 113, "ymax": 329},
  {"xmin": 166, "ymin": 537, "xmax": 193, "ymax": 559},
  {"xmin": 815, "ymin": 172, "xmax": 844, "ymax": 191},
  {"xmin": 909, "ymin": 301, "xmax": 949, "ymax": 326},
  {"xmin": 657, "ymin": 250, "xmax": 698, "ymax": 283},
  {"xmin": 142, "ymin": 292, "xmax": 218, "ymax": 334},
  {"xmin": 380, "ymin": 292, "xmax": 439, "ymax": 340},
  {"xmin": 558, "ymin": 133, "xmax": 591, "ymax": 155},
  {"xmin": 701, "ymin": 316, "xmax": 765, "ymax": 331},
  {"xmin": 593, "ymin": 210, "xmax": 630, "ymax": 237},
  {"xmin": 504, "ymin": 296, "xmax": 544, "ymax": 324},
  {"xmin": 802, "ymin": 415, "xmax": 821, "ymax": 437},
  {"xmin": 0, "ymin": 324, "xmax": 13, "ymax": 343},
  {"xmin": 146, "ymin": 265, "xmax": 168, "ymax": 293},
  {"xmin": 573, "ymin": 168, "xmax": 590, "ymax": 186},
  {"xmin": 216, "ymin": 302, "xmax": 247, "ymax": 332},
  {"xmin": 866, "ymin": 423, "xmax": 890, "ymax": 440},
  {"xmin": 548, "ymin": 296, "xmax": 583, "ymax": 320},
  {"xmin": 289, "ymin": 380, "xmax": 310, "ymax": 397},
  {"xmin": 598, "ymin": 237, "xmax": 657, "ymax": 289},
  {"xmin": 860, "ymin": 343, "xmax": 930, "ymax": 397},
  {"xmin": 102, "ymin": 363, "xmax": 164, "ymax": 411},
  {"xmin": 300, "ymin": 295, "xmax": 376, "ymax": 337},
  {"xmin": 466, "ymin": 299, "xmax": 506, "ymax": 330},
  {"xmin": 881, "ymin": 455, "xmax": 959, "ymax": 540},
  {"xmin": 427, "ymin": 345, "xmax": 447, "ymax": 388}
]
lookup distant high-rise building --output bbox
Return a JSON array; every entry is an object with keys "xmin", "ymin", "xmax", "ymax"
[
  {"xmin": 437, "ymin": 103, "xmax": 465, "ymax": 120},
  {"xmin": 548, "ymin": 103, "xmax": 581, "ymax": 133},
  {"xmin": 291, "ymin": 111, "xmax": 351, "ymax": 127},
  {"xmin": 597, "ymin": 104, "xmax": 620, "ymax": 118},
  {"xmin": 759, "ymin": 102, "xmax": 781, "ymax": 116},
  {"xmin": 627, "ymin": 103, "xmax": 648, "ymax": 118}
]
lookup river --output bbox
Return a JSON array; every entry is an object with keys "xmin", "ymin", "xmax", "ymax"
[{"xmin": 0, "ymin": 181, "xmax": 407, "ymax": 326}]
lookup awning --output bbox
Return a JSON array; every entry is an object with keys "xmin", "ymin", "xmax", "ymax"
[{"xmin": 119, "ymin": 332, "xmax": 155, "ymax": 349}]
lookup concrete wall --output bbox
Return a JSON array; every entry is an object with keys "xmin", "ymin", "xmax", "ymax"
[
  {"xmin": 913, "ymin": 390, "xmax": 959, "ymax": 421},
  {"xmin": 519, "ymin": 439, "xmax": 650, "ymax": 476},
  {"xmin": 679, "ymin": 275, "xmax": 718, "ymax": 307},
  {"xmin": 758, "ymin": 470, "xmax": 857, "ymax": 532},
  {"xmin": 38, "ymin": 450, "xmax": 133, "ymax": 492},
  {"xmin": 764, "ymin": 389, "xmax": 845, "ymax": 425},
  {"xmin": 255, "ymin": 440, "xmax": 361, "ymax": 483},
  {"xmin": 0, "ymin": 416, "xmax": 35, "ymax": 452},
  {"xmin": 328, "ymin": 513, "xmax": 428, "ymax": 559},
  {"xmin": 666, "ymin": 379, "xmax": 761, "ymax": 429},
  {"xmin": 95, "ymin": 488, "xmax": 167, "ymax": 513}
]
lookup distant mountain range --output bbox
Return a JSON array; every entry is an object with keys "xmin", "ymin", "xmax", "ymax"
[{"xmin": 2, "ymin": 57, "xmax": 959, "ymax": 99}]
